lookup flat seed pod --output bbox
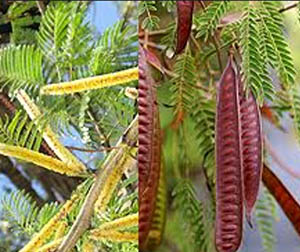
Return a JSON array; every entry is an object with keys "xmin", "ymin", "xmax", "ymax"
[
  {"xmin": 239, "ymin": 77, "xmax": 262, "ymax": 225},
  {"xmin": 138, "ymin": 46, "xmax": 162, "ymax": 250},
  {"xmin": 263, "ymin": 165, "xmax": 300, "ymax": 235},
  {"xmin": 175, "ymin": 1, "xmax": 194, "ymax": 54},
  {"xmin": 215, "ymin": 57, "xmax": 243, "ymax": 252}
]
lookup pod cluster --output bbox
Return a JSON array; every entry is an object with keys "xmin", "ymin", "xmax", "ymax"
[{"xmin": 215, "ymin": 56, "xmax": 262, "ymax": 252}]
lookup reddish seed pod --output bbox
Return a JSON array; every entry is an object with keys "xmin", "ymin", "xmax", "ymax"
[
  {"xmin": 138, "ymin": 46, "xmax": 162, "ymax": 250},
  {"xmin": 215, "ymin": 57, "xmax": 243, "ymax": 252},
  {"xmin": 175, "ymin": 1, "xmax": 194, "ymax": 54},
  {"xmin": 263, "ymin": 165, "xmax": 300, "ymax": 235},
  {"xmin": 239, "ymin": 76, "xmax": 262, "ymax": 225}
]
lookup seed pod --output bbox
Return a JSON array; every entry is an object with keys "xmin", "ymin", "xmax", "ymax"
[
  {"xmin": 239, "ymin": 77, "xmax": 262, "ymax": 225},
  {"xmin": 138, "ymin": 46, "xmax": 162, "ymax": 250},
  {"xmin": 263, "ymin": 164, "xmax": 300, "ymax": 235},
  {"xmin": 215, "ymin": 56, "xmax": 243, "ymax": 252},
  {"xmin": 176, "ymin": 1, "xmax": 194, "ymax": 54}
]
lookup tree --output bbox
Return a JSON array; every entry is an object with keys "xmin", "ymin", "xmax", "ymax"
[
  {"xmin": 0, "ymin": 2, "xmax": 138, "ymax": 251},
  {"xmin": 139, "ymin": 1, "xmax": 300, "ymax": 252}
]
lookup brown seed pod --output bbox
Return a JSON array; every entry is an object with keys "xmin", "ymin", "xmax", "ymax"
[
  {"xmin": 175, "ymin": 1, "xmax": 194, "ymax": 54},
  {"xmin": 215, "ymin": 56, "xmax": 243, "ymax": 252},
  {"xmin": 263, "ymin": 164, "xmax": 300, "ymax": 235},
  {"xmin": 239, "ymin": 77, "xmax": 262, "ymax": 225},
  {"xmin": 138, "ymin": 46, "xmax": 162, "ymax": 250}
]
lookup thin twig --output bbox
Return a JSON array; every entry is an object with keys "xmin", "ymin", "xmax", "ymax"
[
  {"xmin": 36, "ymin": 1, "xmax": 46, "ymax": 14},
  {"xmin": 139, "ymin": 39, "xmax": 166, "ymax": 50},
  {"xmin": 65, "ymin": 146, "xmax": 119, "ymax": 153},
  {"xmin": 139, "ymin": 28, "xmax": 169, "ymax": 38},
  {"xmin": 279, "ymin": 2, "xmax": 298, "ymax": 13}
]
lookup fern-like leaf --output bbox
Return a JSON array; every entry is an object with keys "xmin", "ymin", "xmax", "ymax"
[
  {"xmin": 257, "ymin": 18, "xmax": 276, "ymax": 101},
  {"xmin": 239, "ymin": 5, "xmax": 265, "ymax": 102},
  {"xmin": 138, "ymin": 1, "xmax": 160, "ymax": 30},
  {"xmin": 172, "ymin": 180, "xmax": 210, "ymax": 251},
  {"xmin": 192, "ymin": 90, "xmax": 216, "ymax": 185},
  {"xmin": 37, "ymin": 3, "xmax": 71, "ymax": 62},
  {"xmin": 0, "ymin": 111, "xmax": 43, "ymax": 151},
  {"xmin": 259, "ymin": 1, "xmax": 296, "ymax": 88},
  {"xmin": 171, "ymin": 51, "xmax": 196, "ymax": 122},
  {"xmin": 1, "ymin": 190, "xmax": 48, "ymax": 236},
  {"xmin": 255, "ymin": 186, "xmax": 278, "ymax": 252},
  {"xmin": 195, "ymin": 1, "xmax": 229, "ymax": 41},
  {"xmin": 90, "ymin": 20, "xmax": 138, "ymax": 76},
  {"xmin": 0, "ymin": 45, "xmax": 43, "ymax": 93}
]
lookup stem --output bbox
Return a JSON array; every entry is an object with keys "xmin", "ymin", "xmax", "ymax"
[
  {"xmin": 57, "ymin": 115, "xmax": 138, "ymax": 252},
  {"xmin": 36, "ymin": 1, "xmax": 46, "ymax": 14},
  {"xmin": 66, "ymin": 146, "xmax": 119, "ymax": 153}
]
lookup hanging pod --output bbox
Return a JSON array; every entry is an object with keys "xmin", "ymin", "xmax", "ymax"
[
  {"xmin": 215, "ymin": 56, "xmax": 243, "ymax": 252},
  {"xmin": 238, "ymin": 74, "xmax": 262, "ymax": 225},
  {"xmin": 138, "ymin": 46, "xmax": 165, "ymax": 251},
  {"xmin": 175, "ymin": 1, "xmax": 194, "ymax": 54}
]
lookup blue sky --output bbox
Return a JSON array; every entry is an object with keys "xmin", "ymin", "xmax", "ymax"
[{"xmin": 92, "ymin": 1, "xmax": 119, "ymax": 33}]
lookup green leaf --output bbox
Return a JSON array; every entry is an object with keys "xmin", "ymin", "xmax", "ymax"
[{"xmin": 0, "ymin": 45, "xmax": 43, "ymax": 94}]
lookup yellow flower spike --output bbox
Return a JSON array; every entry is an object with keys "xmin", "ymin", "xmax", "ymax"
[
  {"xmin": 94, "ymin": 145, "xmax": 137, "ymax": 214},
  {"xmin": 17, "ymin": 90, "xmax": 86, "ymax": 173},
  {"xmin": 20, "ymin": 194, "xmax": 79, "ymax": 252},
  {"xmin": 37, "ymin": 237, "xmax": 64, "ymax": 252},
  {"xmin": 89, "ymin": 229, "xmax": 138, "ymax": 243},
  {"xmin": 54, "ymin": 221, "xmax": 68, "ymax": 240},
  {"xmin": 82, "ymin": 239, "xmax": 95, "ymax": 252},
  {"xmin": 0, "ymin": 144, "xmax": 82, "ymax": 176},
  {"xmin": 97, "ymin": 213, "xmax": 138, "ymax": 231},
  {"xmin": 40, "ymin": 67, "xmax": 138, "ymax": 95}
]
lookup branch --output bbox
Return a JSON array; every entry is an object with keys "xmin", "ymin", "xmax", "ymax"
[
  {"xmin": 0, "ymin": 155, "xmax": 44, "ymax": 206},
  {"xmin": 57, "ymin": 115, "xmax": 138, "ymax": 252},
  {"xmin": 65, "ymin": 146, "xmax": 119, "ymax": 153},
  {"xmin": 279, "ymin": 2, "xmax": 298, "ymax": 13},
  {"xmin": 36, "ymin": 1, "xmax": 46, "ymax": 14}
]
